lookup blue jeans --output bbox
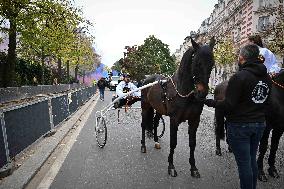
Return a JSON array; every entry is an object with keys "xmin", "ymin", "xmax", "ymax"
[
  {"xmin": 99, "ymin": 88, "xmax": 105, "ymax": 100},
  {"xmin": 227, "ymin": 122, "xmax": 265, "ymax": 189}
]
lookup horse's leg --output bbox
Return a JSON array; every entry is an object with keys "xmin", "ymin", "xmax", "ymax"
[
  {"xmin": 153, "ymin": 111, "xmax": 161, "ymax": 149},
  {"xmin": 267, "ymin": 126, "xmax": 284, "ymax": 178},
  {"xmin": 141, "ymin": 105, "xmax": 154, "ymax": 153},
  {"xmin": 257, "ymin": 125, "xmax": 272, "ymax": 182},
  {"xmin": 188, "ymin": 119, "xmax": 201, "ymax": 178},
  {"xmin": 224, "ymin": 121, "xmax": 232, "ymax": 153},
  {"xmin": 141, "ymin": 110, "xmax": 147, "ymax": 153},
  {"xmin": 215, "ymin": 108, "xmax": 225, "ymax": 156},
  {"xmin": 141, "ymin": 107, "xmax": 150, "ymax": 153},
  {"xmin": 168, "ymin": 118, "xmax": 178, "ymax": 177}
]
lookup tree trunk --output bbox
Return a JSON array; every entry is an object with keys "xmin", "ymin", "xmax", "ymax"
[
  {"xmin": 74, "ymin": 63, "xmax": 79, "ymax": 83},
  {"xmin": 3, "ymin": 19, "xmax": 17, "ymax": 87},
  {"xmin": 66, "ymin": 60, "xmax": 70, "ymax": 83},
  {"xmin": 41, "ymin": 47, "xmax": 45, "ymax": 85},
  {"xmin": 57, "ymin": 58, "xmax": 62, "ymax": 83},
  {"xmin": 82, "ymin": 70, "xmax": 85, "ymax": 83}
]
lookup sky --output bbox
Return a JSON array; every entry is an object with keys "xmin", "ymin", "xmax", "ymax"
[{"xmin": 74, "ymin": 0, "xmax": 217, "ymax": 67}]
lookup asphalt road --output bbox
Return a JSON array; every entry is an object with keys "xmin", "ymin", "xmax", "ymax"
[{"xmin": 37, "ymin": 90, "xmax": 284, "ymax": 189}]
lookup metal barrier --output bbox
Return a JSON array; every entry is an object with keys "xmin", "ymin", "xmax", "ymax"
[
  {"xmin": 4, "ymin": 99, "xmax": 51, "ymax": 158},
  {"xmin": 0, "ymin": 83, "xmax": 85, "ymax": 104},
  {"xmin": 51, "ymin": 94, "xmax": 69, "ymax": 126},
  {"xmin": 0, "ymin": 111, "xmax": 8, "ymax": 168},
  {"xmin": 0, "ymin": 86, "xmax": 97, "ymax": 170}
]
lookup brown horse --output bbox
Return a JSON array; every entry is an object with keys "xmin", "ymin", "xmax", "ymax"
[{"xmin": 141, "ymin": 37, "xmax": 215, "ymax": 177}]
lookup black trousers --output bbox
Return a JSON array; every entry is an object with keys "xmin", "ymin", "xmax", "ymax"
[{"xmin": 118, "ymin": 97, "xmax": 140, "ymax": 107}]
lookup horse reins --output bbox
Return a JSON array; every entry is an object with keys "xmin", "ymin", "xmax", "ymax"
[
  {"xmin": 169, "ymin": 77, "xmax": 195, "ymax": 98},
  {"xmin": 271, "ymin": 79, "xmax": 284, "ymax": 89}
]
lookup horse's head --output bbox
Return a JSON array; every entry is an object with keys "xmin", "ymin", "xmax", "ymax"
[{"xmin": 191, "ymin": 37, "xmax": 215, "ymax": 99}]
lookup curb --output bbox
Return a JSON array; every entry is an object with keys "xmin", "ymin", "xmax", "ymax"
[{"xmin": 0, "ymin": 93, "xmax": 99, "ymax": 189}]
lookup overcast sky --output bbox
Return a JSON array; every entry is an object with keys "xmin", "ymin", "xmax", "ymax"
[{"xmin": 74, "ymin": 0, "xmax": 217, "ymax": 67}]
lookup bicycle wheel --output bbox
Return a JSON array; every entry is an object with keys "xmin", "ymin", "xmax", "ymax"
[
  {"xmin": 96, "ymin": 116, "xmax": 107, "ymax": 148},
  {"xmin": 157, "ymin": 116, "xmax": 166, "ymax": 138}
]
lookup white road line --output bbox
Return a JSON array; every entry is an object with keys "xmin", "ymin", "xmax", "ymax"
[
  {"xmin": 203, "ymin": 107, "xmax": 214, "ymax": 114},
  {"xmin": 36, "ymin": 96, "xmax": 99, "ymax": 189}
]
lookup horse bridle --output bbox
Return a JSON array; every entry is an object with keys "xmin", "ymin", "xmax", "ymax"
[
  {"xmin": 271, "ymin": 79, "xmax": 284, "ymax": 89},
  {"xmin": 169, "ymin": 77, "xmax": 195, "ymax": 98}
]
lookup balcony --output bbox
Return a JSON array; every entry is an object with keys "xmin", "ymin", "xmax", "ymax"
[{"xmin": 255, "ymin": 4, "xmax": 277, "ymax": 13}]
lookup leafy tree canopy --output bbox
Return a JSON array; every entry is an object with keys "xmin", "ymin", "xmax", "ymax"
[
  {"xmin": 214, "ymin": 37, "xmax": 237, "ymax": 65},
  {"xmin": 122, "ymin": 35, "xmax": 176, "ymax": 81}
]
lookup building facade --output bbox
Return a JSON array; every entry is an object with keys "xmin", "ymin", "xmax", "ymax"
[{"xmin": 174, "ymin": 0, "xmax": 283, "ymax": 88}]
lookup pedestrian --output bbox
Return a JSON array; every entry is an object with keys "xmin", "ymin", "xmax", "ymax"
[
  {"xmin": 113, "ymin": 73, "xmax": 141, "ymax": 108},
  {"xmin": 204, "ymin": 44, "xmax": 272, "ymax": 189},
  {"xmin": 97, "ymin": 77, "xmax": 107, "ymax": 101},
  {"xmin": 33, "ymin": 76, "xmax": 38, "ymax": 86},
  {"xmin": 53, "ymin": 78, "xmax": 58, "ymax": 85},
  {"xmin": 248, "ymin": 35, "xmax": 281, "ymax": 76}
]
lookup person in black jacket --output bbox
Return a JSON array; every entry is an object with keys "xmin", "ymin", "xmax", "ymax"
[
  {"xmin": 97, "ymin": 77, "xmax": 108, "ymax": 101},
  {"xmin": 204, "ymin": 44, "xmax": 272, "ymax": 189}
]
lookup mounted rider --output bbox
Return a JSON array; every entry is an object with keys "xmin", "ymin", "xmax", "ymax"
[{"xmin": 247, "ymin": 35, "xmax": 281, "ymax": 76}]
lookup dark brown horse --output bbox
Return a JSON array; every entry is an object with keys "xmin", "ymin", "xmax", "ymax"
[
  {"xmin": 214, "ymin": 71, "xmax": 284, "ymax": 181},
  {"xmin": 213, "ymin": 80, "xmax": 232, "ymax": 156},
  {"xmin": 141, "ymin": 37, "xmax": 215, "ymax": 178}
]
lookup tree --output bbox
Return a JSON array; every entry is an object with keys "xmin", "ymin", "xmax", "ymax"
[
  {"xmin": 214, "ymin": 37, "xmax": 237, "ymax": 66},
  {"xmin": 0, "ymin": 0, "xmax": 94, "ymax": 86},
  {"xmin": 123, "ymin": 35, "xmax": 176, "ymax": 81},
  {"xmin": 111, "ymin": 58, "xmax": 123, "ymax": 73},
  {"xmin": 267, "ymin": 3, "xmax": 284, "ymax": 63}
]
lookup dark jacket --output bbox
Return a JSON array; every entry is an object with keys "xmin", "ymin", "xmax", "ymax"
[
  {"xmin": 97, "ymin": 79, "xmax": 107, "ymax": 89},
  {"xmin": 216, "ymin": 59, "xmax": 272, "ymax": 123}
]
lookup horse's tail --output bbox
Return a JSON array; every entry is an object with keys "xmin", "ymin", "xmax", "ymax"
[{"xmin": 214, "ymin": 108, "xmax": 225, "ymax": 140}]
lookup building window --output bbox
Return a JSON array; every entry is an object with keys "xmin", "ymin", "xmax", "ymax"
[
  {"xmin": 259, "ymin": 0, "xmax": 264, "ymax": 7},
  {"xmin": 258, "ymin": 16, "xmax": 270, "ymax": 31}
]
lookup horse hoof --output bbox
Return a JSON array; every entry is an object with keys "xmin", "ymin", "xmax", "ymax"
[
  {"xmin": 268, "ymin": 167, "xmax": 280, "ymax": 178},
  {"xmin": 258, "ymin": 171, "xmax": 268, "ymax": 182},
  {"xmin": 141, "ymin": 146, "xmax": 146, "ymax": 153},
  {"xmin": 190, "ymin": 169, "xmax": 201, "ymax": 178},
  {"xmin": 168, "ymin": 166, "xmax": 177, "ymax": 177},
  {"xmin": 155, "ymin": 143, "xmax": 161, "ymax": 149},
  {"xmin": 216, "ymin": 149, "xmax": 222, "ymax": 156}
]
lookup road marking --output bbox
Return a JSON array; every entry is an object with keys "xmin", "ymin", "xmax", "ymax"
[
  {"xmin": 36, "ymin": 96, "xmax": 99, "ymax": 189},
  {"xmin": 203, "ymin": 107, "xmax": 214, "ymax": 114}
]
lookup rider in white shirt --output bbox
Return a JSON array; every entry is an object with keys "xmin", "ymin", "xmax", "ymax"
[
  {"xmin": 114, "ymin": 74, "xmax": 141, "ymax": 108},
  {"xmin": 248, "ymin": 35, "xmax": 281, "ymax": 75}
]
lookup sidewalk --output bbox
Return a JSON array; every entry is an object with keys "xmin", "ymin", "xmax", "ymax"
[{"xmin": 0, "ymin": 93, "xmax": 99, "ymax": 189}]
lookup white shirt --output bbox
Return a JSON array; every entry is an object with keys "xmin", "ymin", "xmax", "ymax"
[
  {"xmin": 259, "ymin": 47, "xmax": 281, "ymax": 74},
  {"xmin": 116, "ymin": 81, "xmax": 141, "ymax": 98}
]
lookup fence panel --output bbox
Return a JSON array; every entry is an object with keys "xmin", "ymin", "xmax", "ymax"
[
  {"xmin": 0, "ymin": 117, "xmax": 7, "ymax": 168},
  {"xmin": 68, "ymin": 91, "xmax": 78, "ymax": 114},
  {"xmin": 51, "ymin": 95, "xmax": 69, "ymax": 126},
  {"xmin": 4, "ymin": 100, "xmax": 51, "ymax": 159}
]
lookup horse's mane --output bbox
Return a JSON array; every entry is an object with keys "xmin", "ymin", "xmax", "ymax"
[{"xmin": 177, "ymin": 47, "xmax": 195, "ymax": 79}]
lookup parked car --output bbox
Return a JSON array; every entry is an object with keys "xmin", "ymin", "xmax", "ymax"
[{"xmin": 109, "ymin": 76, "xmax": 121, "ymax": 91}]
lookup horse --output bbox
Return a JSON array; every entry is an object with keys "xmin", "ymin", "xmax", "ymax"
[
  {"xmin": 213, "ymin": 71, "xmax": 284, "ymax": 182},
  {"xmin": 212, "ymin": 80, "xmax": 232, "ymax": 156},
  {"xmin": 140, "ymin": 37, "xmax": 215, "ymax": 178},
  {"xmin": 258, "ymin": 71, "xmax": 284, "ymax": 181}
]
